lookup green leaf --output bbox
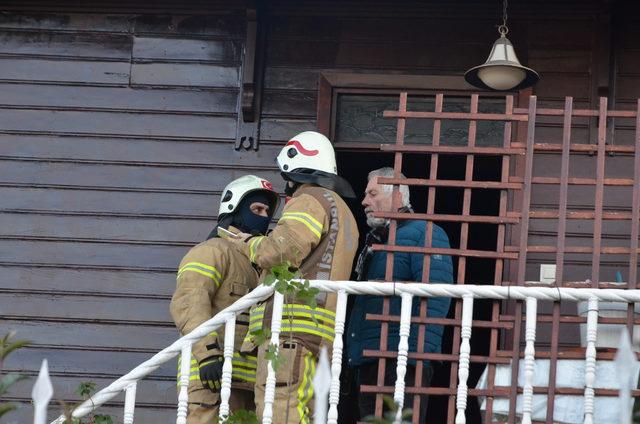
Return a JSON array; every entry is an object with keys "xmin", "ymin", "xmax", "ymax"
[
  {"xmin": 220, "ymin": 409, "xmax": 259, "ymax": 424},
  {"xmin": 265, "ymin": 343, "xmax": 283, "ymax": 372},
  {"xmin": 0, "ymin": 373, "xmax": 29, "ymax": 396},
  {"xmin": 76, "ymin": 381, "xmax": 96, "ymax": 398},
  {"xmin": 249, "ymin": 328, "xmax": 270, "ymax": 346},
  {"xmin": 0, "ymin": 402, "xmax": 17, "ymax": 419},
  {"xmin": 94, "ymin": 414, "xmax": 113, "ymax": 424},
  {"xmin": 0, "ymin": 333, "xmax": 30, "ymax": 361},
  {"xmin": 262, "ymin": 274, "xmax": 277, "ymax": 287}
]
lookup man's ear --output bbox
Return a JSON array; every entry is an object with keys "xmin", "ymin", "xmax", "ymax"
[{"xmin": 392, "ymin": 190, "xmax": 403, "ymax": 209}]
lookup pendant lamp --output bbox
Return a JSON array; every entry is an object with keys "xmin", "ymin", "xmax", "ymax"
[{"xmin": 465, "ymin": 0, "xmax": 539, "ymax": 91}]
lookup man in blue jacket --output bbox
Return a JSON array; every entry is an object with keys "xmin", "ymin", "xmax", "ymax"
[{"xmin": 345, "ymin": 167, "xmax": 454, "ymax": 422}]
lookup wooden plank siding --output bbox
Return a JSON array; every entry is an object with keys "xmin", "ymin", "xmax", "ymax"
[
  {"xmin": 0, "ymin": 1, "xmax": 639, "ymax": 422},
  {"xmin": 0, "ymin": 7, "xmax": 269, "ymax": 422}
]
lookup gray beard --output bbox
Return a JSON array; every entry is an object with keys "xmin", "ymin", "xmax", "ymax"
[{"xmin": 366, "ymin": 216, "xmax": 389, "ymax": 228}]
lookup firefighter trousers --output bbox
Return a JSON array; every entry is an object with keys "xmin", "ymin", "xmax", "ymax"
[
  {"xmin": 186, "ymin": 386, "xmax": 254, "ymax": 424},
  {"xmin": 255, "ymin": 339, "xmax": 317, "ymax": 424}
]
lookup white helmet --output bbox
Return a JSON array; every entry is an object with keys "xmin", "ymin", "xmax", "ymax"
[
  {"xmin": 276, "ymin": 131, "xmax": 337, "ymax": 175},
  {"xmin": 218, "ymin": 175, "xmax": 279, "ymax": 218}
]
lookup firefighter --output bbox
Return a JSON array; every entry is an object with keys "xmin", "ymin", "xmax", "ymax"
[
  {"xmin": 170, "ymin": 175, "xmax": 279, "ymax": 423},
  {"xmin": 230, "ymin": 131, "xmax": 359, "ymax": 423}
]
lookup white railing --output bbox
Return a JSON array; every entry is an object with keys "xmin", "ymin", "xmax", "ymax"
[{"xmin": 30, "ymin": 281, "xmax": 640, "ymax": 424}]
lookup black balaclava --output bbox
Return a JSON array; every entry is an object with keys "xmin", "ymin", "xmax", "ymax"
[
  {"xmin": 231, "ymin": 191, "xmax": 274, "ymax": 235},
  {"xmin": 207, "ymin": 190, "xmax": 275, "ymax": 240}
]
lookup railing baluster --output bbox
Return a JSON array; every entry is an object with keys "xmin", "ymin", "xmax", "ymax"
[
  {"xmin": 176, "ymin": 344, "xmax": 192, "ymax": 424},
  {"xmin": 262, "ymin": 291, "xmax": 284, "ymax": 424},
  {"xmin": 219, "ymin": 316, "xmax": 236, "ymax": 419},
  {"xmin": 455, "ymin": 295, "xmax": 474, "ymax": 424},
  {"xmin": 583, "ymin": 297, "xmax": 598, "ymax": 424},
  {"xmin": 41, "ymin": 282, "xmax": 640, "ymax": 424},
  {"xmin": 522, "ymin": 297, "xmax": 538, "ymax": 424},
  {"xmin": 313, "ymin": 346, "xmax": 332, "ymax": 424},
  {"xmin": 328, "ymin": 289, "xmax": 348, "ymax": 424},
  {"xmin": 393, "ymin": 292, "xmax": 414, "ymax": 424},
  {"xmin": 32, "ymin": 359, "xmax": 53, "ymax": 424},
  {"xmin": 123, "ymin": 382, "xmax": 137, "ymax": 424}
]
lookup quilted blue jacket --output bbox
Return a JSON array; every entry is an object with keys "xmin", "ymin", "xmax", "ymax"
[{"xmin": 346, "ymin": 220, "xmax": 453, "ymax": 367}]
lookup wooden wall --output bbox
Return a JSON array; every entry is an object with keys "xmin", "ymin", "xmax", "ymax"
[
  {"xmin": 0, "ymin": 6, "xmax": 282, "ymax": 422},
  {"xmin": 1, "ymin": 0, "xmax": 639, "ymax": 421}
]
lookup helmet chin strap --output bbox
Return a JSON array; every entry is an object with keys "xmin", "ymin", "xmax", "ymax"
[
  {"xmin": 284, "ymin": 181, "xmax": 299, "ymax": 197},
  {"xmin": 207, "ymin": 214, "xmax": 234, "ymax": 240}
]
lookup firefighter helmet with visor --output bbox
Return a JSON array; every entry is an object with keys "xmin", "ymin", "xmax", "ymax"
[
  {"xmin": 276, "ymin": 131, "xmax": 337, "ymax": 175},
  {"xmin": 218, "ymin": 175, "xmax": 279, "ymax": 219}
]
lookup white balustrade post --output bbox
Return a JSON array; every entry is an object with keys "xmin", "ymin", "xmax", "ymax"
[
  {"xmin": 313, "ymin": 346, "xmax": 332, "ymax": 424},
  {"xmin": 522, "ymin": 297, "xmax": 538, "ymax": 424},
  {"xmin": 455, "ymin": 295, "xmax": 474, "ymax": 424},
  {"xmin": 615, "ymin": 329, "xmax": 639, "ymax": 424},
  {"xmin": 176, "ymin": 344, "xmax": 192, "ymax": 424},
  {"xmin": 32, "ymin": 359, "xmax": 53, "ymax": 424},
  {"xmin": 393, "ymin": 292, "xmax": 414, "ymax": 424},
  {"xmin": 262, "ymin": 291, "xmax": 284, "ymax": 424},
  {"xmin": 123, "ymin": 383, "xmax": 137, "ymax": 424},
  {"xmin": 219, "ymin": 316, "xmax": 236, "ymax": 419},
  {"xmin": 583, "ymin": 297, "xmax": 598, "ymax": 424},
  {"xmin": 328, "ymin": 289, "xmax": 348, "ymax": 424}
]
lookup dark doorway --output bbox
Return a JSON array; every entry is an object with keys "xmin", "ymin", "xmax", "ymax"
[{"xmin": 336, "ymin": 148, "xmax": 501, "ymax": 424}]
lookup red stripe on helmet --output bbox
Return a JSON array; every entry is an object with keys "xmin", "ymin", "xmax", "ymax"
[{"xmin": 285, "ymin": 140, "xmax": 319, "ymax": 156}]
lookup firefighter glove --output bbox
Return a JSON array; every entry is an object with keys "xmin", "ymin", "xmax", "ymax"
[{"xmin": 199, "ymin": 356, "xmax": 224, "ymax": 392}]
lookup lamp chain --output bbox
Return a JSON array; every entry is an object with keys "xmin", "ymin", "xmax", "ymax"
[{"xmin": 499, "ymin": 0, "xmax": 509, "ymax": 35}]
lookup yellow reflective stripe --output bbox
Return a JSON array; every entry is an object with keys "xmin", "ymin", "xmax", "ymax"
[
  {"xmin": 279, "ymin": 213, "xmax": 322, "ymax": 238},
  {"xmin": 178, "ymin": 261, "xmax": 221, "ymax": 277},
  {"xmin": 282, "ymin": 305, "xmax": 336, "ymax": 325},
  {"xmin": 232, "ymin": 355, "xmax": 257, "ymax": 369},
  {"xmin": 249, "ymin": 316, "xmax": 264, "ymax": 325},
  {"xmin": 249, "ymin": 236, "xmax": 266, "ymax": 262},
  {"xmin": 177, "ymin": 266, "xmax": 221, "ymax": 287},
  {"xmin": 282, "ymin": 319, "xmax": 334, "ymax": 334},
  {"xmin": 283, "ymin": 304, "xmax": 335, "ymax": 317},
  {"xmin": 281, "ymin": 212, "xmax": 323, "ymax": 232},
  {"xmin": 297, "ymin": 352, "xmax": 315, "ymax": 424},
  {"xmin": 247, "ymin": 324, "xmax": 263, "ymax": 335},
  {"xmin": 249, "ymin": 312, "xmax": 265, "ymax": 321},
  {"xmin": 280, "ymin": 322, "xmax": 335, "ymax": 343},
  {"xmin": 232, "ymin": 370, "xmax": 256, "ymax": 383}
]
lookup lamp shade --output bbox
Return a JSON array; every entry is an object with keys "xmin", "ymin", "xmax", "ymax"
[{"xmin": 465, "ymin": 34, "xmax": 539, "ymax": 91}]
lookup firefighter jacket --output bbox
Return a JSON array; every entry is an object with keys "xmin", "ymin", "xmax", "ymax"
[
  {"xmin": 170, "ymin": 235, "xmax": 258, "ymax": 385},
  {"xmin": 234, "ymin": 184, "xmax": 359, "ymax": 353}
]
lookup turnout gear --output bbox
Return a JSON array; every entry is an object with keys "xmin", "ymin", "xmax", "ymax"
[
  {"xmin": 171, "ymin": 236, "xmax": 259, "ymax": 422},
  {"xmin": 170, "ymin": 175, "xmax": 278, "ymax": 423},
  {"xmin": 232, "ymin": 183, "xmax": 359, "ymax": 423},
  {"xmin": 278, "ymin": 131, "xmax": 355, "ymax": 199}
]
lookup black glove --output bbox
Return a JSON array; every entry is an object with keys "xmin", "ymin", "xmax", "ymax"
[{"xmin": 199, "ymin": 356, "xmax": 224, "ymax": 392}]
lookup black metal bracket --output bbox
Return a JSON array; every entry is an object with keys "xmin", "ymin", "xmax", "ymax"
[{"xmin": 235, "ymin": 4, "xmax": 266, "ymax": 151}]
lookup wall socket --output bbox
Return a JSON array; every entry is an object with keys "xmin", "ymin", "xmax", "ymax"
[{"xmin": 539, "ymin": 264, "xmax": 557, "ymax": 284}]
